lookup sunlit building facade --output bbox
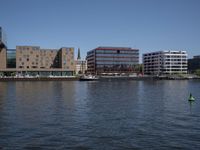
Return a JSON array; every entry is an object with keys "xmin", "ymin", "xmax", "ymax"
[
  {"xmin": 86, "ymin": 47, "xmax": 139, "ymax": 75},
  {"xmin": 15, "ymin": 46, "xmax": 75, "ymax": 76},
  {"xmin": 0, "ymin": 45, "xmax": 75, "ymax": 77},
  {"xmin": 0, "ymin": 27, "xmax": 76, "ymax": 77},
  {"xmin": 143, "ymin": 50, "xmax": 188, "ymax": 75}
]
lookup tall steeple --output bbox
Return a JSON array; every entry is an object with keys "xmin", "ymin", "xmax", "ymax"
[{"xmin": 77, "ymin": 48, "xmax": 81, "ymax": 60}]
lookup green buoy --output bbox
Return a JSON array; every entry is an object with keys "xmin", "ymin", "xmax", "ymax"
[{"xmin": 188, "ymin": 93, "xmax": 195, "ymax": 101}]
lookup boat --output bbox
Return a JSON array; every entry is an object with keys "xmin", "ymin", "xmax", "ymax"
[
  {"xmin": 79, "ymin": 75, "xmax": 99, "ymax": 81},
  {"xmin": 188, "ymin": 93, "xmax": 195, "ymax": 101}
]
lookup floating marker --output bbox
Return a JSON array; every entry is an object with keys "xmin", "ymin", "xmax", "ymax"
[{"xmin": 188, "ymin": 93, "xmax": 195, "ymax": 101}]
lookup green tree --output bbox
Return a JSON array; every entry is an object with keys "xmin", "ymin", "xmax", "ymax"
[
  {"xmin": 195, "ymin": 69, "xmax": 200, "ymax": 76},
  {"xmin": 134, "ymin": 64, "xmax": 143, "ymax": 74}
]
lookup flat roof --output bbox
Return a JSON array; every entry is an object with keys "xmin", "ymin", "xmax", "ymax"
[
  {"xmin": 143, "ymin": 50, "xmax": 187, "ymax": 55},
  {"xmin": 94, "ymin": 46, "xmax": 139, "ymax": 51}
]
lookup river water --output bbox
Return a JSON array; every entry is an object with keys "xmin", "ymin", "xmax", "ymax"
[{"xmin": 0, "ymin": 80, "xmax": 200, "ymax": 149}]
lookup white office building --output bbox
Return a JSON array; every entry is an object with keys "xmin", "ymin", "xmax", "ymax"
[{"xmin": 143, "ymin": 51, "xmax": 187, "ymax": 75}]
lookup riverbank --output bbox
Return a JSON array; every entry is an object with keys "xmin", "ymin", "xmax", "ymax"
[
  {"xmin": 0, "ymin": 77, "xmax": 79, "ymax": 81},
  {"xmin": 0, "ymin": 76, "xmax": 199, "ymax": 81},
  {"xmin": 0, "ymin": 76, "xmax": 151, "ymax": 81},
  {"xmin": 99, "ymin": 76, "xmax": 154, "ymax": 81}
]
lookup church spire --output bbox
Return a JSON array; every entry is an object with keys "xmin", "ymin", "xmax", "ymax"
[{"xmin": 77, "ymin": 48, "xmax": 81, "ymax": 60}]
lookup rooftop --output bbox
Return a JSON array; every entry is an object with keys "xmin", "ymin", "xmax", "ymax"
[{"xmin": 94, "ymin": 46, "xmax": 139, "ymax": 51}]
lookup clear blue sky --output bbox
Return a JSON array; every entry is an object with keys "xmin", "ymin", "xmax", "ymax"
[{"xmin": 1, "ymin": 0, "xmax": 200, "ymax": 61}]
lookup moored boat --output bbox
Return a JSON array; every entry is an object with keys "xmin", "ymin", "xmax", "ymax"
[{"xmin": 79, "ymin": 75, "xmax": 99, "ymax": 81}]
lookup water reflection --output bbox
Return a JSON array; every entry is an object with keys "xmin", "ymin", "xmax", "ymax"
[{"xmin": 0, "ymin": 80, "xmax": 200, "ymax": 149}]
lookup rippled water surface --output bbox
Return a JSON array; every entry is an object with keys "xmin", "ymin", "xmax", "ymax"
[{"xmin": 0, "ymin": 80, "xmax": 200, "ymax": 149}]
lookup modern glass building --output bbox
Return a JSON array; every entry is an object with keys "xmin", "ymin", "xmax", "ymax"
[
  {"xmin": 86, "ymin": 47, "xmax": 139, "ymax": 75},
  {"xmin": 7, "ymin": 49, "xmax": 16, "ymax": 68},
  {"xmin": 143, "ymin": 51, "xmax": 188, "ymax": 75}
]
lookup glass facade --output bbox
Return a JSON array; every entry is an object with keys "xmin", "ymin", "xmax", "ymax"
[
  {"xmin": 87, "ymin": 47, "xmax": 139, "ymax": 74},
  {"xmin": 7, "ymin": 49, "xmax": 16, "ymax": 68}
]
